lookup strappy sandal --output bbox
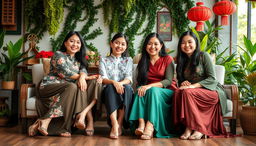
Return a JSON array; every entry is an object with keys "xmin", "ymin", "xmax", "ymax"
[
  {"xmin": 109, "ymin": 126, "xmax": 119, "ymax": 139},
  {"xmin": 135, "ymin": 128, "xmax": 144, "ymax": 136},
  {"xmin": 38, "ymin": 120, "xmax": 48, "ymax": 136},
  {"xmin": 140, "ymin": 128, "xmax": 154, "ymax": 140},
  {"xmin": 180, "ymin": 128, "xmax": 192, "ymax": 140},
  {"xmin": 188, "ymin": 131, "xmax": 207, "ymax": 140},
  {"xmin": 85, "ymin": 129, "xmax": 94, "ymax": 136},
  {"xmin": 28, "ymin": 120, "xmax": 39, "ymax": 136}
]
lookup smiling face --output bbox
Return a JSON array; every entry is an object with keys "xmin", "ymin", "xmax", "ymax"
[
  {"xmin": 180, "ymin": 35, "xmax": 196, "ymax": 57},
  {"xmin": 146, "ymin": 37, "xmax": 162, "ymax": 57},
  {"xmin": 110, "ymin": 37, "xmax": 127, "ymax": 57},
  {"xmin": 64, "ymin": 34, "xmax": 81, "ymax": 56}
]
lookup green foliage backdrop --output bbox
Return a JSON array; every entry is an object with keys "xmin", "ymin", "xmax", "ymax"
[{"xmin": 24, "ymin": 0, "xmax": 194, "ymax": 56}]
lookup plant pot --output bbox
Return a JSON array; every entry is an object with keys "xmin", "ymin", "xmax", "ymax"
[
  {"xmin": 88, "ymin": 62, "xmax": 96, "ymax": 67},
  {"xmin": 0, "ymin": 117, "xmax": 9, "ymax": 126},
  {"xmin": 239, "ymin": 106, "xmax": 256, "ymax": 135},
  {"xmin": 1, "ymin": 81, "xmax": 15, "ymax": 90}
]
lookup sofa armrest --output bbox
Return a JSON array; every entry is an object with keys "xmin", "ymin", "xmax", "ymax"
[
  {"xmin": 222, "ymin": 84, "xmax": 239, "ymax": 119},
  {"xmin": 20, "ymin": 84, "xmax": 35, "ymax": 118}
]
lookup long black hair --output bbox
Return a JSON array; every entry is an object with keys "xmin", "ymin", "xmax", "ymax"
[
  {"xmin": 137, "ymin": 32, "xmax": 168, "ymax": 86},
  {"xmin": 109, "ymin": 33, "xmax": 129, "ymax": 57},
  {"xmin": 59, "ymin": 31, "xmax": 88, "ymax": 68},
  {"xmin": 176, "ymin": 31, "xmax": 201, "ymax": 84}
]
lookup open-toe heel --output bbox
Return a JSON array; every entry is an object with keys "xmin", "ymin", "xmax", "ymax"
[
  {"xmin": 135, "ymin": 128, "xmax": 144, "ymax": 136},
  {"xmin": 188, "ymin": 132, "xmax": 207, "ymax": 140},
  {"xmin": 85, "ymin": 129, "xmax": 94, "ymax": 136},
  {"xmin": 109, "ymin": 125, "xmax": 119, "ymax": 139},
  {"xmin": 180, "ymin": 134, "xmax": 190, "ymax": 140},
  {"xmin": 38, "ymin": 120, "xmax": 48, "ymax": 136},
  {"xmin": 28, "ymin": 120, "xmax": 40, "ymax": 136},
  {"xmin": 141, "ymin": 128, "xmax": 154, "ymax": 140}
]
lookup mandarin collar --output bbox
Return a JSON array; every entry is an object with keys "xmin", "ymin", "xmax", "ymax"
[{"xmin": 110, "ymin": 54, "xmax": 122, "ymax": 60}]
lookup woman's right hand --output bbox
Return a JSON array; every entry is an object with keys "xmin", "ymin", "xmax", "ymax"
[
  {"xmin": 113, "ymin": 81, "xmax": 124, "ymax": 94},
  {"xmin": 181, "ymin": 80, "xmax": 191, "ymax": 86},
  {"xmin": 78, "ymin": 75, "xmax": 87, "ymax": 92}
]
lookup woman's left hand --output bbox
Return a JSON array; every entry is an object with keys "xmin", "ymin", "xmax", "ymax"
[{"xmin": 138, "ymin": 85, "xmax": 151, "ymax": 97}]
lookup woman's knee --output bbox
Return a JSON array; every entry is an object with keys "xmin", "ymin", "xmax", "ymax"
[{"xmin": 123, "ymin": 84, "xmax": 133, "ymax": 92}]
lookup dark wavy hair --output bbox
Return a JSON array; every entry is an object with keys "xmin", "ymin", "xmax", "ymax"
[
  {"xmin": 109, "ymin": 33, "xmax": 129, "ymax": 57},
  {"xmin": 176, "ymin": 31, "xmax": 201, "ymax": 84},
  {"xmin": 137, "ymin": 32, "xmax": 168, "ymax": 86},
  {"xmin": 59, "ymin": 31, "xmax": 88, "ymax": 69}
]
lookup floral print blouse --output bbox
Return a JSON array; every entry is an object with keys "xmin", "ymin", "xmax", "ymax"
[
  {"xmin": 40, "ymin": 51, "xmax": 87, "ymax": 87},
  {"xmin": 99, "ymin": 54, "xmax": 133, "ymax": 84}
]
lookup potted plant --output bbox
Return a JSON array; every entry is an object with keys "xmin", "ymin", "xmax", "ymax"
[
  {"xmin": 0, "ymin": 109, "xmax": 10, "ymax": 126},
  {"xmin": 239, "ymin": 72, "xmax": 256, "ymax": 135},
  {"xmin": 236, "ymin": 36, "xmax": 256, "ymax": 135},
  {"xmin": 0, "ymin": 37, "xmax": 33, "ymax": 89}
]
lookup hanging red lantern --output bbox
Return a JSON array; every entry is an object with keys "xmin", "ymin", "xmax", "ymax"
[
  {"xmin": 213, "ymin": 0, "xmax": 237, "ymax": 25},
  {"xmin": 187, "ymin": 2, "xmax": 212, "ymax": 31}
]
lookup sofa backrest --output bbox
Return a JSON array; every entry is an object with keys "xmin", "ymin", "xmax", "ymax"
[
  {"xmin": 32, "ymin": 63, "xmax": 225, "ymax": 87},
  {"xmin": 32, "ymin": 64, "xmax": 44, "ymax": 87}
]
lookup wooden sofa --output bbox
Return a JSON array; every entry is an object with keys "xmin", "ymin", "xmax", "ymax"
[{"xmin": 19, "ymin": 64, "xmax": 239, "ymax": 134}]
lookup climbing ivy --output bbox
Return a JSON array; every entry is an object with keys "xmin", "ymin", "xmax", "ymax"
[
  {"xmin": 44, "ymin": 0, "xmax": 64, "ymax": 35},
  {"xmin": 24, "ymin": 0, "xmax": 47, "ymax": 40},
  {"xmin": 24, "ymin": 0, "xmax": 102, "ymax": 53},
  {"xmin": 101, "ymin": 0, "xmax": 194, "ymax": 57},
  {"xmin": 50, "ymin": 0, "xmax": 102, "ymax": 52}
]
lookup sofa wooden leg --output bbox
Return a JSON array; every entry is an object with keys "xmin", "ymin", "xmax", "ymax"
[
  {"xmin": 229, "ymin": 119, "xmax": 236, "ymax": 135},
  {"xmin": 21, "ymin": 118, "xmax": 28, "ymax": 134}
]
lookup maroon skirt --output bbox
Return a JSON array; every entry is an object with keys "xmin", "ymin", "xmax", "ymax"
[{"xmin": 172, "ymin": 88, "xmax": 227, "ymax": 137}]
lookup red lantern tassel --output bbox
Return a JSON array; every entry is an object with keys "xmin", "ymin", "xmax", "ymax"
[
  {"xmin": 196, "ymin": 22, "xmax": 204, "ymax": 31},
  {"xmin": 221, "ymin": 15, "xmax": 228, "ymax": 25}
]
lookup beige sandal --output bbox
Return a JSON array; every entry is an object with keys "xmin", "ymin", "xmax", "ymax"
[
  {"xmin": 140, "ymin": 128, "xmax": 154, "ymax": 140},
  {"xmin": 188, "ymin": 131, "xmax": 207, "ymax": 140},
  {"xmin": 28, "ymin": 120, "xmax": 39, "ymax": 136},
  {"xmin": 38, "ymin": 120, "xmax": 48, "ymax": 136},
  {"xmin": 135, "ymin": 128, "xmax": 144, "ymax": 136}
]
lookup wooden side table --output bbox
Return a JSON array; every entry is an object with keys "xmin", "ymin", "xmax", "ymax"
[{"xmin": 0, "ymin": 89, "xmax": 19, "ymax": 126}]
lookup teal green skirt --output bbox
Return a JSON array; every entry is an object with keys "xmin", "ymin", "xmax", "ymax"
[{"xmin": 129, "ymin": 87, "xmax": 176, "ymax": 138}]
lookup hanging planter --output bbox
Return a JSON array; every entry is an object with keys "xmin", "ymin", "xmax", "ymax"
[
  {"xmin": 187, "ymin": 2, "xmax": 212, "ymax": 31},
  {"xmin": 213, "ymin": 0, "xmax": 237, "ymax": 26}
]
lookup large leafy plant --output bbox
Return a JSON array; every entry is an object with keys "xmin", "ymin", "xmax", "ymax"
[
  {"xmin": 0, "ymin": 38, "xmax": 33, "ymax": 81},
  {"xmin": 236, "ymin": 36, "xmax": 256, "ymax": 106},
  {"xmin": 191, "ymin": 21, "xmax": 222, "ymax": 54},
  {"xmin": 216, "ymin": 47, "xmax": 239, "ymax": 85},
  {"xmin": 244, "ymin": 72, "xmax": 256, "ymax": 106}
]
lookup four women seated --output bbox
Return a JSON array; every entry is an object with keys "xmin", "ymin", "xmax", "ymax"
[{"xmin": 28, "ymin": 31, "xmax": 228, "ymax": 140}]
